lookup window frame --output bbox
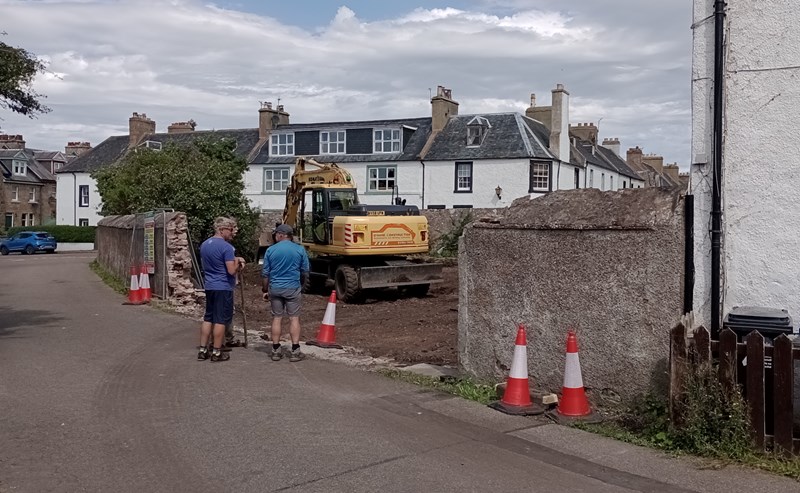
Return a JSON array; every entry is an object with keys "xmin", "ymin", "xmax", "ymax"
[
  {"xmin": 29, "ymin": 187, "xmax": 37, "ymax": 203},
  {"xmin": 11, "ymin": 186, "xmax": 19, "ymax": 202},
  {"xmin": 320, "ymin": 130, "xmax": 346, "ymax": 155},
  {"xmin": 263, "ymin": 166, "xmax": 291, "ymax": 194},
  {"xmin": 454, "ymin": 161, "xmax": 473, "ymax": 193},
  {"xmin": 12, "ymin": 159, "xmax": 26, "ymax": 176},
  {"xmin": 78, "ymin": 185, "xmax": 89, "ymax": 207},
  {"xmin": 373, "ymin": 129, "xmax": 401, "ymax": 153},
  {"xmin": 270, "ymin": 133, "xmax": 294, "ymax": 156},
  {"xmin": 528, "ymin": 160, "xmax": 552, "ymax": 193},
  {"xmin": 366, "ymin": 165, "xmax": 397, "ymax": 193},
  {"xmin": 79, "ymin": 218, "xmax": 89, "ymax": 227}
]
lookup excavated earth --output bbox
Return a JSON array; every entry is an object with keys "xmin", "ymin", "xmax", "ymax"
[{"xmin": 239, "ymin": 263, "xmax": 459, "ymax": 366}]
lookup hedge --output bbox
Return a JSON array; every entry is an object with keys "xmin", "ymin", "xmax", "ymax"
[{"xmin": 6, "ymin": 225, "xmax": 96, "ymax": 243}]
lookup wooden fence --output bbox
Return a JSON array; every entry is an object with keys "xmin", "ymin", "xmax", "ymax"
[{"xmin": 670, "ymin": 325, "xmax": 800, "ymax": 455}]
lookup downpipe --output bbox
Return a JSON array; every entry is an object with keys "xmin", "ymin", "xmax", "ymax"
[{"xmin": 711, "ymin": 0, "xmax": 726, "ymax": 335}]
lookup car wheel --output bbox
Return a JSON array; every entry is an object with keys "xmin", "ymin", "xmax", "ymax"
[
  {"xmin": 25, "ymin": 245, "xmax": 35, "ymax": 255},
  {"xmin": 0, "ymin": 246, "xmax": 8, "ymax": 256}
]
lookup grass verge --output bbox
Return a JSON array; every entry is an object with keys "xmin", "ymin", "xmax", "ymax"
[
  {"xmin": 377, "ymin": 368, "xmax": 498, "ymax": 404},
  {"xmin": 89, "ymin": 260, "xmax": 128, "ymax": 295}
]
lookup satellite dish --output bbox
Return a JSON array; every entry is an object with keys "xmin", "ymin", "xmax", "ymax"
[{"xmin": 271, "ymin": 115, "xmax": 280, "ymax": 126}]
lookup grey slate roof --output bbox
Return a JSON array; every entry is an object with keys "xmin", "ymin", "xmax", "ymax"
[
  {"xmin": 252, "ymin": 117, "xmax": 432, "ymax": 164},
  {"xmin": 423, "ymin": 113, "xmax": 555, "ymax": 161},
  {"xmin": 0, "ymin": 149, "xmax": 55, "ymax": 183},
  {"xmin": 594, "ymin": 145, "xmax": 642, "ymax": 180},
  {"xmin": 572, "ymin": 140, "xmax": 641, "ymax": 180},
  {"xmin": 59, "ymin": 129, "xmax": 261, "ymax": 173}
]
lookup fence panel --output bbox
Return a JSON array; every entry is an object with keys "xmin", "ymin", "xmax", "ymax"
[
  {"xmin": 773, "ymin": 335, "xmax": 794, "ymax": 455},
  {"xmin": 745, "ymin": 330, "xmax": 766, "ymax": 450}
]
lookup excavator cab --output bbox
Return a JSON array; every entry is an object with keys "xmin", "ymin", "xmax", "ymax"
[{"xmin": 302, "ymin": 187, "xmax": 358, "ymax": 245}]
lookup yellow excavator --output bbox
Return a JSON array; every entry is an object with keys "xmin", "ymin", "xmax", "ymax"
[{"xmin": 257, "ymin": 157, "xmax": 443, "ymax": 302}]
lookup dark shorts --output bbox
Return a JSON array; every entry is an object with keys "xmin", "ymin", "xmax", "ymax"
[
  {"xmin": 269, "ymin": 286, "xmax": 302, "ymax": 317},
  {"xmin": 204, "ymin": 290, "xmax": 234, "ymax": 325}
]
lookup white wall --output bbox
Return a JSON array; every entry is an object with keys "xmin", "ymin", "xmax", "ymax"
[
  {"xmin": 56, "ymin": 173, "xmax": 104, "ymax": 226},
  {"xmin": 424, "ymin": 158, "xmax": 530, "ymax": 208},
  {"xmin": 692, "ymin": 0, "xmax": 800, "ymax": 325}
]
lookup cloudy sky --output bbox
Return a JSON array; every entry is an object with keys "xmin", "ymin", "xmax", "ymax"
[{"xmin": 1, "ymin": 0, "xmax": 692, "ymax": 166}]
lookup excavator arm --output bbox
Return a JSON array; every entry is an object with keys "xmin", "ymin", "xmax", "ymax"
[{"xmin": 281, "ymin": 157, "xmax": 355, "ymax": 228}]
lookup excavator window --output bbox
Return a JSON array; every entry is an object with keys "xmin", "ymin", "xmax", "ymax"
[{"xmin": 312, "ymin": 190, "xmax": 328, "ymax": 244}]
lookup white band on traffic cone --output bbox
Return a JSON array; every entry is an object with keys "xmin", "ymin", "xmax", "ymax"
[
  {"xmin": 321, "ymin": 301, "xmax": 336, "ymax": 325},
  {"xmin": 509, "ymin": 344, "xmax": 528, "ymax": 379},
  {"xmin": 563, "ymin": 352, "xmax": 584, "ymax": 388}
]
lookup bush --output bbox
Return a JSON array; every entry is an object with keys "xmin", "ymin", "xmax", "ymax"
[
  {"xmin": 433, "ymin": 210, "xmax": 473, "ymax": 257},
  {"xmin": 7, "ymin": 225, "xmax": 96, "ymax": 243}
]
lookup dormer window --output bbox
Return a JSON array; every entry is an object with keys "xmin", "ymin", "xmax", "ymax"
[
  {"xmin": 374, "ymin": 129, "xmax": 401, "ymax": 153},
  {"xmin": 271, "ymin": 133, "xmax": 294, "ymax": 156},
  {"xmin": 12, "ymin": 159, "xmax": 26, "ymax": 176},
  {"xmin": 466, "ymin": 116, "xmax": 491, "ymax": 146}
]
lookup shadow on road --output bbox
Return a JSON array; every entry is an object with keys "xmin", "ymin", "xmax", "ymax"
[{"xmin": 0, "ymin": 305, "xmax": 64, "ymax": 337}]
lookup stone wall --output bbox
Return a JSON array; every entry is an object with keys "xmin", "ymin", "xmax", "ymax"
[
  {"xmin": 459, "ymin": 188, "xmax": 687, "ymax": 400},
  {"xmin": 1, "ymin": 182, "xmax": 57, "ymax": 228},
  {"xmin": 96, "ymin": 212, "xmax": 197, "ymax": 308}
]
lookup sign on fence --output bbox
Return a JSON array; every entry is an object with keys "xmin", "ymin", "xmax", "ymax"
[{"xmin": 143, "ymin": 211, "xmax": 155, "ymax": 274}]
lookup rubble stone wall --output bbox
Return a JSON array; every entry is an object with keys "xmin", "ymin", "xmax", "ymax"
[
  {"xmin": 459, "ymin": 188, "xmax": 687, "ymax": 400},
  {"xmin": 96, "ymin": 212, "xmax": 197, "ymax": 308}
]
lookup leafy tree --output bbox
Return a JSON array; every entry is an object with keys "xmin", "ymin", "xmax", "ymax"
[
  {"xmin": 92, "ymin": 138, "xmax": 259, "ymax": 259},
  {"xmin": 0, "ymin": 33, "xmax": 50, "ymax": 119}
]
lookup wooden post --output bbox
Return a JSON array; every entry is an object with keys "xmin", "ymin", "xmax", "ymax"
[
  {"xmin": 772, "ymin": 335, "xmax": 794, "ymax": 456},
  {"xmin": 694, "ymin": 326, "xmax": 711, "ymax": 364},
  {"xmin": 669, "ymin": 324, "xmax": 688, "ymax": 427},
  {"xmin": 745, "ymin": 330, "xmax": 766, "ymax": 451},
  {"xmin": 718, "ymin": 328, "xmax": 738, "ymax": 396}
]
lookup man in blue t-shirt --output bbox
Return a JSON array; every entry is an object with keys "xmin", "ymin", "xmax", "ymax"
[
  {"xmin": 198, "ymin": 217, "xmax": 245, "ymax": 362},
  {"xmin": 261, "ymin": 224, "xmax": 310, "ymax": 362}
]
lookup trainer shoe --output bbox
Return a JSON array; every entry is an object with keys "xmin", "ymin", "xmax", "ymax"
[
  {"xmin": 271, "ymin": 346, "xmax": 284, "ymax": 361},
  {"xmin": 197, "ymin": 347, "xmax": 209, "ymax": 361},
  {"xmin": 210, "ymin": 351, "xmax": 230, "ymax": 362},
  {"xmin": 289, "ymin": 347, "xmax": 305, "ymax": 362}
]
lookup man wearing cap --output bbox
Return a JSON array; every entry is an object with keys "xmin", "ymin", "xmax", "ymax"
[{"xmin": 261, "ymin": 224, "xmax": 310, "ymax": 362}]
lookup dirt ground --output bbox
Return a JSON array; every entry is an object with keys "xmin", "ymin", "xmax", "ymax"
[{"xmin": 237, "ymin": 264, "xmax": 459, "ymax": 366}]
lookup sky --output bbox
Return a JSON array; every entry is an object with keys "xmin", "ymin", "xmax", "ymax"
[{"xmin": 1, "ymin": 0, "xmax": 692, "ymax": 167}]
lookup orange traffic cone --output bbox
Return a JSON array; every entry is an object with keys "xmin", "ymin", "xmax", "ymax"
[
  {"xmin": 306, "ymin": 291, "xmax": 343, "ymax": 349},
  {"xmin": 139, "ymin": 265, "xmax": 152, "ymax": 302},
  {"xmin": 123, "ymin": 265, "xmax": 145, "ymax": 305},
  {"xmin": 551, "ymin": 330, "xmax": 601, "ymax": 423},
  {"xmin": 488, "ymin": 324, "xmax": 544, "ymax": 416}
]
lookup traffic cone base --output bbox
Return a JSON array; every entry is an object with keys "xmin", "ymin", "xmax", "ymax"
[
  {"xmin": 306, "ymin": 291, "xmax": 343, "ymax": 349},
  {"xmin": 488, "ymin": 324, "xmax": 545, "ymax": 416}
]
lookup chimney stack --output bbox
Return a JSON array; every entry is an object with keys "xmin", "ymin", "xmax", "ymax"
[
  {"xmin": 663, "ymin": 163, "xmax": 680, "ymax": 182},
  {"xmin": 0, "ymin": 134, "xmax": 26, "ymax": 150},
  {"xmin": 549, "ymin": 84, "xmax": 570, "ymax": 161},
  {"xmin": 569, "ymin": 122, "xmax": 599, "ymax": 145},
  {"xmin": 168, "ymin": 119, "xmax": 197, "ymax": 134},
  {"xmin": 525, "ymin": 92, "xmax": 553, "ymax": 130},
  {"xmin": 258, "ymin": 101, "xmax": 290, "ymax": 140},
  {"xmin": 642, "ymin": 152, "xmax": 664, "ymax": 173},
  {"xmin": 601, "ymin": 137, "xmax": 621, "ymax": 157},
  {"xmin": 65, "ymin": 141, "xmax": 92, "ymax": 157},
  {"xmin": 431, "ymin": 85, "xmax": 458, "ymax": 133},
  {"xmin": 129, "ymin": 112, "xmax": 156, "ymax": 147}
]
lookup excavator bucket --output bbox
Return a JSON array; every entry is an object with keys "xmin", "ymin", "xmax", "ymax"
[{"xmin": 358, "ymin": 261, "xmax": 444, "ymax": 289}]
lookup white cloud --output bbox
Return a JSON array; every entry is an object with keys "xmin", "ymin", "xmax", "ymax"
[{"xmin": 0, "ymin": 0, "xmax": 690, "ymax": 165}]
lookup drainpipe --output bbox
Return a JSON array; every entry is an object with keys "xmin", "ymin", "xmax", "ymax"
[
  {"xmin": 419, "ymin": 159, "xmax": 426, "ymax": 209},
  {"xmin": 711, "ymin": 0, "xmax": 726, "ymax": 334}
]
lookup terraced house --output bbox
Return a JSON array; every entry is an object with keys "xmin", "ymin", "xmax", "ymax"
[
  {"xmin": 0, "ymin": 134, "xmax": 58, "ymax": 230},
  {"xmin": 57, "ymin": 84, "xmax": 650, "ymax": 226}
]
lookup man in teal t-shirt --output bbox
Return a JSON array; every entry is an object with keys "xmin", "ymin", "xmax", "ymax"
[{"xmin": 261, "ymin": 224, "xmax": 310, "ymax": 362}]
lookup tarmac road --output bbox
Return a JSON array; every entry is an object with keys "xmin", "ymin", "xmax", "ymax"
[{"xmin": 1, "ymin": 252, "xmax": 798, "ymax": 492}]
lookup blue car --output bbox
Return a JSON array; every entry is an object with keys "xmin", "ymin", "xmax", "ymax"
[{"xmin": 0, "ymin": 231, "xmax": 58, "ymax": 255}]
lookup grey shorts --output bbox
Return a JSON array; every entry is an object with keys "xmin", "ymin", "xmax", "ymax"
[{"xmin": 269, "ymin": 287, "xmax": 302, "ymax": 317}]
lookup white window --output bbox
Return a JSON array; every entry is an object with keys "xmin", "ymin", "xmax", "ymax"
[
  {"xmin": 21, "ymin": 213, "xmax": 34, "ymax": 227},
  {"xmin": 529, "ymin": 161, "xmax": 550, "ymax": 192},
  {"xmin": 601, "ymin": 173, "xmax": 606, "ymax": 190},
  {"xmin": 11, "ymin": 186, "xmax": 19, "ymax": 202},
  {"xmin": 466, "ymin": 116, "xmax": 491, "ymax": 146},
  {"xmin": 79, "ymin": 218, "xmax": 89, "ymax": 227},
  {"xmin": 271, "ymin": 133, "xmax": 294, "ymax": 156},
  {"xmin": 589, "ymin": 169, "xmax": 594, "ymax": 187},
  {"xmin": 320, "ymin": 131, "xmax": 345, "ymax": 154},
  {"xmin": 29, "ymin": 187, "xmax": 37, "ymax": 203},
  {"xmin": 79, "ymin": 185, "xmax": 89, "ymax": 207},
  {"xmin": 367, "ymin": 166, "xmax": 396, "ymax": 192},
  {"xmin": 263, "ymin": 167, "xmax": 290, "ymax": 193},
  {"xmin": 455, "ymin": 162, "xmax": 472, "ymax": 192},
  {"xmin": 12, "ymin": 160, "xmax": 26, "ymax": 176},
  {"xmin": 374, "ymin": 129, "xmax": 401, "ymax": 153}
]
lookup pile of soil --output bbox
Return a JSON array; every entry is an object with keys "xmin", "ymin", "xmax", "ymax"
[{"xmin": 237, "ymin": 263, "xmax": 459, "ymax": 366}]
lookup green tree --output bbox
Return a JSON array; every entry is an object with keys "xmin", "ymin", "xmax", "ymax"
[
  {"xmin": 0, "ymin": 33, "xmax": 50, "ymax": 119},
  {"xmin": 92, "ymin": 138, "xmax": 259, "ymax": 259}
]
